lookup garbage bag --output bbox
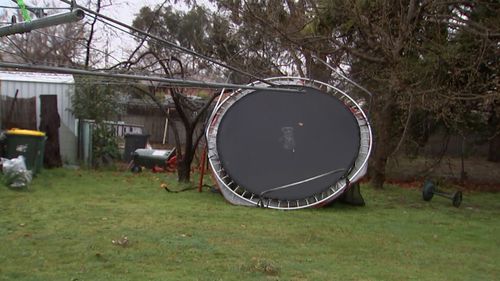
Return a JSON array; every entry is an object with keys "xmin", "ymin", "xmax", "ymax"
[{"xmin": 1, "ymin": 155, "xmax": 32, "ymax": 188}]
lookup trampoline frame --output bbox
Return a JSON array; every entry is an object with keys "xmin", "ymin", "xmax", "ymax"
[{"xmin": 205, "ymin": 77, "xmax": 373, "ymax": 210}]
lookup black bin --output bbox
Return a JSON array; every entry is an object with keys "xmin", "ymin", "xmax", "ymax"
[
  {"xmin": 123, "ymin": 133, "xmax": 149, "ymax": 162},
  {"xmin": 4, "ymin": 129, "xmax": 47, "ymax": 175}
]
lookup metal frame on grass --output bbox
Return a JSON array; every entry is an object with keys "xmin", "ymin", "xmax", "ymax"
[{"xmin": 206, "ymin": 77, "xmax": 373, "ymax": 210}]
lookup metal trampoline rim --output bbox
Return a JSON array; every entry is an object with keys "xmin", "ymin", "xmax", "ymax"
[
  {"xmin": 206, "ymin": 77, "xmax": 372, "ymax": 209},
  {"xmin": 206, "ymin": 76, "xmax": 373, "ymax": 210}
]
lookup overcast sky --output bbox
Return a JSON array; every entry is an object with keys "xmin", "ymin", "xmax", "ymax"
[
  {"xmin": 0, "ymin": 0, "xmax": 193, "ymax": 63},
  {"xmin": 0, "ymin": 0, "xmax": 166, "ymax": 24}
]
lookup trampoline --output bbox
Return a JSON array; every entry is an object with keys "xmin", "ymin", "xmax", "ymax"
[{"xmin": 206, "ymin": 77, "xmax": 372, "ymax": 209}]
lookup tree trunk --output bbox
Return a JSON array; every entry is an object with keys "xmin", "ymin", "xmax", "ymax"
[
  {"xmin": 177, "ymin": 158, "xmax": 191, "ymax": 182},
  {"xmin": 488, "ymin": 134, "xmax": 500, "ymax": 162},
  {"xmin": 85, "ymin": 0, "xmax": 101, "ymax": 68},
  {"xmin": 370, "ymin": 107, "xmax": 392, "ymax": 189},
  {"xmin": 177, "ymin": 126, "xmax": 194, "ymax": 183},
  {"xmin": 487, "ymin": 104, "xmax": 499, "ymax": 162},
  {"xmin": 369, "ymin": 95, "xmax": 397, "ymax": 189}
]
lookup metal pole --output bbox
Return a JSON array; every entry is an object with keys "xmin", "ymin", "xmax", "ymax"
[
  {"xmin": 198, "ymin": 146, "xmax": 207, "ymax": 193},
  {"xmin": 0, "ymin": 9, "xmax": 85, "ymax": 37},
  {"xmin": 0, "ymin": 62, "xmax": 303, "ymax": 92},
  {"xmin": 162, "ymin": 108, "xmax": 170, "ymax": 145}
]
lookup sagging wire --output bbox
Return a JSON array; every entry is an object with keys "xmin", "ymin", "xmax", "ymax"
[
  {"xmin": 32, "ymin": 29, "xmax": 122, "ymax": 64},
  {"xmin": 256, "ymin": 168, "xmax": 346, "ymax": 208},
  {"xmin": 311, "ymin": 54, "xmax": 374, "ymax": 114},
  {"xmin": 57, "ymin": 0, "xmax": 278, "ymax": 88},
  {"xmin": 163, "ymin": 185, "xmax": 197, "ymax": 193},
  {"xmin": 0, "ymin": 5, "xmax": 70, "ymax": 10},
  {"xmin": 3, "ymin": 36, "xmax": 34, "ymax": 63},
  {"xmin": 0, "ymin": 61, "xmax": 303, "ymax": 92}
]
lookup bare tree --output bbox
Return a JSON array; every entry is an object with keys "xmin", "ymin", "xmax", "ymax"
[
  {"xmin": 115, "ymin": 50, "xmax": 219, "ymax": 182},
  {"xmin": 0, "ymin": 15, "xmax": 87, "ymax": 65}
]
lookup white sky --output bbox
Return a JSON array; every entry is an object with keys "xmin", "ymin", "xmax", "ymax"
[
  {"xmin": 0, "ymin": 0, "xmax": 192, "ymax": 63},
  {"xmin": 104, "ymin": 0, "xmax": 174, "ymax": 24},
  {"xmin": 99, "ymin": 0, "xmax": 170, "ymax": 63},
  {"xmin": 0, "ymin": 0, "xmax": 168, "ymax": 24}
]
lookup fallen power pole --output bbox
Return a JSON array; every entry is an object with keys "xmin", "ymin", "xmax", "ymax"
[
  {"xmin": 0, "ymin": 9, "xmax": 85, "ymax": 37},
  {"xmin": 0, "ymin": 61, "xmax": 304, "ymax": 93}
]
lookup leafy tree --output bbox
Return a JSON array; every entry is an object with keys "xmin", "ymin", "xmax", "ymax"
[
  {"xmin": 206, "ymin": 0, "xmax": 499, "ymax": 188},
  {"xmin": 71, "ymin": 76, "xmax": 126, "ymax": 167}
]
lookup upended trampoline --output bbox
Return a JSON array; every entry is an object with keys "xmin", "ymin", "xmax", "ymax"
[{"xmin": 206, "ymin": 77, "xmax": 372, "ymax": 210}]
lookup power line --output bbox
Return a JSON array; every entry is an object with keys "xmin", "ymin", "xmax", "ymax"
[
  {"xmin": 4, "ymin": 36, "xmax": 34, "ymax": 63},
  {"xmin": 32, "ymin": 29, "xmax": 122, "ymax": 64},
  {"xmin": 86, "ymin": 13, "xmax": 142, "ymax": 42},
  {"xmin": 57, "ymin": 0, "xmax": 276, "ymax": 87},
  {"xmin": 0, "ymin": 5, "xmax": 70, "ymax": 10},
  {"xmin": 0, "ymin": 61, "xmax": 301, "ymax": 93}
]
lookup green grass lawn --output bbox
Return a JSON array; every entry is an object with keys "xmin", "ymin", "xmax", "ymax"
[{"xmin": 0, "ymin": 168, "xmax": 499, "ymax": 281}]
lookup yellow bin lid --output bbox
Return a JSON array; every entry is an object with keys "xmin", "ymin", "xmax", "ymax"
[{"xmin": 6, "ymin": 128, "xmax": 46, "ymax": 137}]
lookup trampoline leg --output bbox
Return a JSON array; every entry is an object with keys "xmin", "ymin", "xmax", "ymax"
[
  {"xmin": 198, "ymin": 146, "xmax": 207, "ymax": 193},
  {"xmin": 339, "ymin": 182, "xmax": 365, "ymax": 206}
]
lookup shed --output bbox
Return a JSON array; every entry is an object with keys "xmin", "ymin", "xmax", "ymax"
[{"xmin": 0, "ymin": 71, "xmax": 77, "ymax": 164}]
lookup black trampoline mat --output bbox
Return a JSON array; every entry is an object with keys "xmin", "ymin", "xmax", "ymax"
[{"xmin": 216, "ymin": 86, "xmax": 360, "ymax": 201}]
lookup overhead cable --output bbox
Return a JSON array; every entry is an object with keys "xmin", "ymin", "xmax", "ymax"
[
  {"xmin": 57, "ymin": 0, "xmax": 276, "ymax": 87},
  {"xmin": 32, "ymin": 29, "xmax": 122, "ymax": 64},
  {"xmin": 0, "ymin": 5, "xmax": 69, "ymax": 10},
  {"xmin": 0, "ymin": 61, "xmax": 301, "ymax": 92}
]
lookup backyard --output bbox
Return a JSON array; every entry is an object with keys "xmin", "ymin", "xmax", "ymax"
[{"xmin": 0, "ymin": 168, "xmax": 499, "ymax": 281}]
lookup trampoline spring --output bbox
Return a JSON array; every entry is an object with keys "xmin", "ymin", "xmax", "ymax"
[
  {"xmin": 233, "ymin": 186, "xmax": 240, "ymax": 193},
  {"xmin": 296, "ymin": 200, "xmax": 300, "ymax": 207},
  {"xmin": 241, "ymin": 190, "xmax": 247, "ymax": 197},
  {"xmin": 249, "ymin": 193, "xmax": 255, "ymax": 200},
  {"xmin": 313, "ymin": 195, "xmax": 319, "ymax": 202},
  {"xmin": 287, "ymin": 201, "xmax": 290, "ymax": 208}
]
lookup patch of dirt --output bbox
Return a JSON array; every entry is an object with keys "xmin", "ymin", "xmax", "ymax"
[{"xmin": 385, "ymin": 156, "xmax": 500, "ymax": 192}]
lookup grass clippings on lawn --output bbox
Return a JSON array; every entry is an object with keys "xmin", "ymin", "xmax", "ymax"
[{"xmin": 0, "ymin": 168, "xmax": 499, "ymax": 281}]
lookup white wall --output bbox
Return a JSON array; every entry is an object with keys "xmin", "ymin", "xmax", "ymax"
[{"xmin": 0, "ymin": 71, "xmax": 77, "ymax": 164}]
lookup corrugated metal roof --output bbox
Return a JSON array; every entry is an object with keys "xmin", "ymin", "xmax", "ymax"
[{"xmin": 0, "ymin": 71, "xmax": 74, "ymax": 84}]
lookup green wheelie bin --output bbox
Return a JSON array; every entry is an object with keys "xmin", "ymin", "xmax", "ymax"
[{"xmin": 4, "ymin": 129, "xmax": 47, "ymax": 175}]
